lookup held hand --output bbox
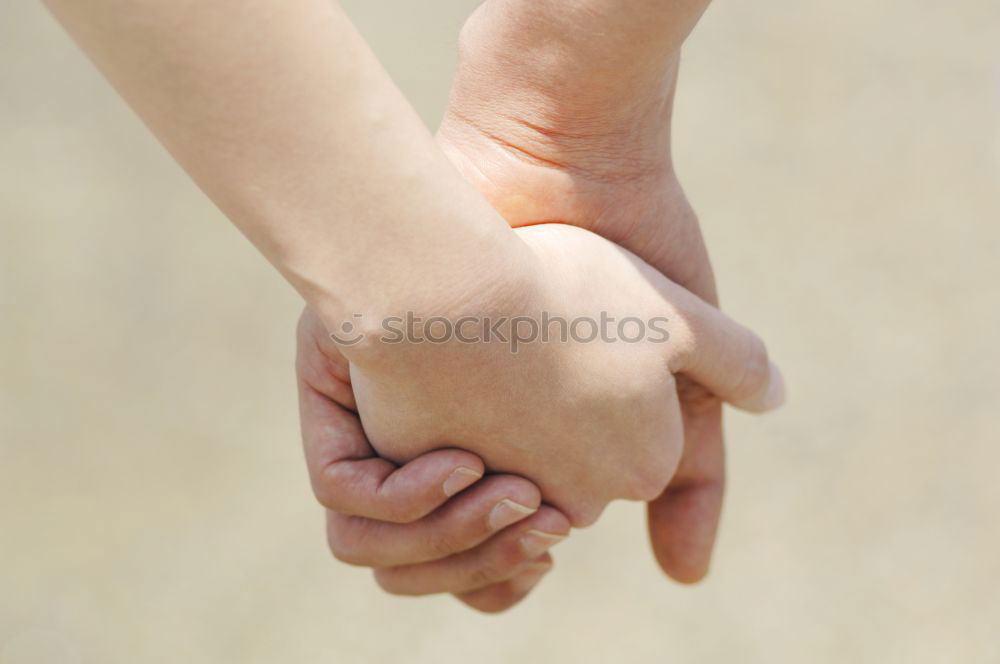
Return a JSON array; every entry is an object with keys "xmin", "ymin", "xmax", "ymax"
[
  {"xmin": 436, "ymin": 5, "xmax": 759, "ymax": 580},
  {"xmin": 344, "ymin": 224, "xmax": 783, "ymax": 529},
  {"xmin": 290, "ymin": 0, "xmax": 744, "ymax": 610},
  {"xmin": 297, "ymin": 308, "xmax": 571, "ymax": 612}
]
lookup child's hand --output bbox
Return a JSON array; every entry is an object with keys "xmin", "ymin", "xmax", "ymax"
[
  {"xmin": 297, "ymin": 308, "xmax": 571, "ymax": 613},
  {"xmin": 345, "ymin": 223, "xmax": 782, "ymax": 531}
]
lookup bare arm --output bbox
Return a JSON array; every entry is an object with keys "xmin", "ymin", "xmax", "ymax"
[{"xmin": 42, "ymin": 0, "xmax": 530, "ymax": 329}]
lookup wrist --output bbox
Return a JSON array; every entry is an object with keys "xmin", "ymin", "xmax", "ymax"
[
  {"xmin": 456, "ymin": 0, "xmax": 685, "ymax": 111},
  {"xmin": 318, "ymin": 231, "xmax": 544, "ymax": 368},
  {"xmin": 446, "ymin": 5, "xmax": 682, "ymax": 182}
]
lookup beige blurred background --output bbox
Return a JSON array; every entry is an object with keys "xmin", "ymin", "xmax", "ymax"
[{"xmin": 2, "ymin": 1, "xmax": 999, "ymax": 662}]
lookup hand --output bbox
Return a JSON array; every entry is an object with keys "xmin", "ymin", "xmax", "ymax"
[
  {"xmin": 435, "ymin": 2, "xmax": 748, "ymax": 582},
  {"xmin": 345, "ymin": 223, "xmax": 782, "ymax": 528},
  {"xmin": 297, "ymin": 307, "xmax": 572, "ymax": 613},
  {"xmin": 303, "ymin": 222, "xmax": 777, "ymax": 610},
  {"xmin": 290, "ymin": 0, "xmax": 752, "ymax": 612}
]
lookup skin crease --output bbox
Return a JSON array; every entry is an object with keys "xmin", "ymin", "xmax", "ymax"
[
  {"xmin": 342, "ymin": 216, "xmax": 783, "ymax": 519},
  {"xmin": 437, "ymin": 0, "xmax": 744, "ymax": 590},
  {"xmin": 42, "ymin": 0, "xmax": 780, "ymax": 613},
  {"xmin": 435, "ymin": 5, "xmax": 729, "ymax": 587},
  {"xmin": 295, "ymin": 216, "xmax": 779, "ymax": 608},
  {"xmin": 298, "ymin": 0, "xmax": 764, "ymax": 612},
  {"xmin": 296, "ymin": 0, "xmax": 780, "ymax": 592},
  {"xmin": 297, "ymin": 307, "xmax": 573, "ymax": 611}
]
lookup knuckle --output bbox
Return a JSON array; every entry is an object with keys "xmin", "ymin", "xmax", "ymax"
[
  {"xmin": 495, "ymin": 539, "xmax": 530, "ymax": 571},
  {"xmin": 326, "ymin": 536, "xmax": 358, "ymax": 565},
  {"xmin": 467, "ymin": 563, "xmax": 505, "ymax": 589},
  {"xmin": 469, "ymin": 544, "xmax": 531, "ymax": 588},
  {"xmin": 314, "ymin": 461, "xmax": 362, "ymax": 512},
  {"xmin": 325, "ymin": 519, "xmax": 365, "ymax": 566},
  {"xmin": 425, "ymin": 532, "xmax": 460, "ymax": 559},
  {"xmin": 625, "ymin": 452, "xmax": 678, "ymax": 503},
  {"xmin": 614, "ymin": 432, "xmax": 680, "ymax": 504},
  {"xmin": 417, "ymin": 506, "xmax": 484, "ymax": 559},
  {"xmin": 312, "ymin": 478, "xmax": 344, "ymax": 512},
  {"xmin": 418, "ymin": 516, "xmax": 466, "ymax": 559},
  {"xmin": 373, "ymin": 499, "xmax": 416, "ymax": 524}
]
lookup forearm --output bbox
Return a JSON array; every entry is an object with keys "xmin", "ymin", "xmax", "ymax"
[{"xmin": 44, "ymin": 0, "xmax": 526, "ymax": 329}]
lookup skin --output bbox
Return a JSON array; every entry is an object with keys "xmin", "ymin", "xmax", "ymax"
[
  {"xmin": 440, "ymin": 0, "xmax": 731, "ymax": 586},
  {"xmin": 42, "ymin": 0, "xmax": 530, "ymax": 328},
  {"xmin": 44, "ymin": 0, "xmax": 577, "ymax": 612},
  {"xmin": 297, "ymin": 219, "xmax": 781, "ymax": 607},
  {"xmin": 299, "ymin": 0, "xmax": 762, "ymax": 611},
  {"xmin": 297, "ymin": 308, "xmax": 570, "ymax": 611},
  {"xmin": 42, "ymin": 0, "xmax": 782, "ymax": 613},
  {"xmin": 347, "ymin": 220, "xmax": 780, "ymax": 524}
]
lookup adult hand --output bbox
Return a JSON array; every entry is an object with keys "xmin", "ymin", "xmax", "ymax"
[
  {"xmin": 296, "ymin": 221, "xmax": 780, "ymax": 611},
  {"xmin": 435, "ymin": 0, "xmax": 757, "ymax": 583},
  {"xmin": 296, "ymin": 0, "xmax": 782, "ymax": 607},
  {"xmin": 294, "ymin": 0, "xmax": 781, "ymax": 612},
  {"xmin": 346, "ymin": 222, "xmax": 782, "ymax": 530}
]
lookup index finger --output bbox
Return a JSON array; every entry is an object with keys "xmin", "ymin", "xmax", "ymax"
[
  {"xmin": 297, "ymin": 380, "xmax": 486, "ymax": 522},
  {"xmin": 665, "ymin": 288, "xmax": 786, "ymax": 414}
]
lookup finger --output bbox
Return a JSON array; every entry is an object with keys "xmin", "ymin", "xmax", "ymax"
[
  {"xmin": 647, "ymin": 379, "xmax": 725, "ymax": 583},
  {"xmin": 299, "ymin": 382, "xmax": 486, "ymax": 522},
  {"xmin": 325, "ymin": 474, "xmax": 543, "ymax": 567},
  {"xmin": 666, "ymin": 288, "xmax": 785, "ymax": 413},
  {"xmin": 372, "ymin": 506, "xmax": 569, "ymax": 595},
  {"xmin": 635, "ymin": 226, "xmax": 729, "ymax": 581},
  {"xmin": 453, "ymin": 556, "xmax": 554, "ymax": 613}
]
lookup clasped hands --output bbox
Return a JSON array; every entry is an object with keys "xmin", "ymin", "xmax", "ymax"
[
  {"xmin": 295, "ymin": 3, "xmax": 783, "ymax": 613},
  {"xmin": 42, "ymin": 0, "xmax": 784, "ymax": 616}
]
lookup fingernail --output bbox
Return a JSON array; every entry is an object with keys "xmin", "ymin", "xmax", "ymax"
[
  {"xmin": 488, "ymin": 499, "xmax": 536, "ymax": 531},
  {"xmin": 525, "ymin": 560, "xmax": 553, "ymax": 573},
  {"xmin": 442, "ymin": 467, "xmax": 482, "ymax": 497},
  {"xmin": 519, "ymin": 530, "xmax": 567, "ymax": 559}
]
